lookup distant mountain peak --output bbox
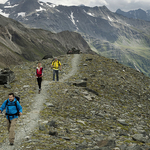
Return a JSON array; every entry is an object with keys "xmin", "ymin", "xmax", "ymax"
[{"xmin": 116, "ymin": 8, "xmax": 149, "ymax": 21}]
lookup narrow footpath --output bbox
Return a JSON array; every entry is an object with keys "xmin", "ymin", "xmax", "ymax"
[{"xmin": 0, "ymin": 54, "xmax": 80, "ymax": 150}]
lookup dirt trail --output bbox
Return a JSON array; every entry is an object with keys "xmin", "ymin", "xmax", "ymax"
[{"xmin": 0, "ymin": 54, "xmax": 80, "ymax": 150}]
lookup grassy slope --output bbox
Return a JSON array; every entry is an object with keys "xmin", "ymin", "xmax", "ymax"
[
  {"xmin": 9, "ymin": 54, "xmax": 150, "ymax": 149},
  {"xmin": 89, "ymin": 36, "xmax": 150, "ymax": 77}
]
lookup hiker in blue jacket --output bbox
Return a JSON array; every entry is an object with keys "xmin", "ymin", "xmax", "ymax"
[{"xmin": 0, "ymin": 93, "xmax": 22, "ymax": 146}]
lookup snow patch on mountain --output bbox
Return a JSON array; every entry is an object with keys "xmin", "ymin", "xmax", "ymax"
[
  {"xmin": 4, "ymin": 4, "xmax": 19, "ymax": 8},
  {"xmin": 134, "ymin": 62, "xmax": 140, "ymax": 72},
  {"xmin": 18, "ymin": 12, "xmax": 26, "ymax": 17},
  {"xmin": 68, "ymin": 11, "xmax": 79, "ymax": 31},
  {"xmin": 6, "ymin": 1, "xmax": 10, "ymax": 5},
  {"xmin": 87, "ymin": 12, "xmax": 95, "ymax": 17},
  {"xmin": 39, "ymin": 1, "xmax": 44, "ymax": 6},
  {"xmin": 0, "ymin": 9, "xmax": 9, "ymax": 17},
  {"xmin": 69, "ymin": 12, "xmax": 76, "ymax": 25},
  {"xmin": 108, "ymin": 16, "xmax": 113, "ymax": 22},
  {"xmin": 36, "ymin": 7, "xmax": 46, "ymax": 12},
  {"xmin": 46, "ymin": 3, "xmax": 57, "ymax": 8}
]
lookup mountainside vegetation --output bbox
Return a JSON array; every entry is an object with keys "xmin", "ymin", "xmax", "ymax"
[{"xmin": 0, "ymin": 53, "xmax": 150, "ymax": 149}]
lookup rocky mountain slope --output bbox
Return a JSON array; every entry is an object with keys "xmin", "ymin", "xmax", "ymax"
[
  {"xmin": 1, "ymin": 0, "xmax": 150, "ymax": 76},
  {"xmin": 0, "ymin": 53, "xmax": 150, "ymax": 149},
  {"xmin": 0, "ymin": 14, "xmax": 92, "ymax": 67},
  {"xmin": 116, "ymin": 8, "xmax": 150, "ymax": 22}
]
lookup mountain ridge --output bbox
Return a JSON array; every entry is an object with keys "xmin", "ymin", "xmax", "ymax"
[
  {"xmin": 1, "ymin": 0, "xmax": 150, "ymax": 76},
  {"xmin": 116, "ymin": 8, "xmax": 150, "ymax": 22},
  {"xmin": 0, "ymin": 14, "xmax": 93, "ymax": 67}
]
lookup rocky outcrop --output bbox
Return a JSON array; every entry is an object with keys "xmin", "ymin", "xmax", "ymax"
[
  {"xmin": 0, "ymin": 68, "xmax": 15, "ymax": 84},
  {"xmin": 67, "ymin": 48, "xmax": 80, "ymax": 54},
  {"xmin": 42, "ymin": 55, "xmax": 53, "ymax": 60}
]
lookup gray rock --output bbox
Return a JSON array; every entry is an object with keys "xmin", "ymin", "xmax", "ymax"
[
  {"xmin": 23, "ymin": 85, "xmax": 30, "ymax": 88},
  {"xmin": 119, "ymin": 131, "xmax": 128, "ymax": 136},
  {"xmin": 47, "ymin": 120, "xmax": 57, "ymax": 128},
  {"xmin": 61, "ymin": 137, "xmax": 71, "ymax": 140},
  {"xmin": 42, "ymin": 55, "xmax": 53, "ymax": 60},
  {"xmin": 83, "ymin": 130, "xmax": 92, "ymax": 135},
  {"xmin": 45, "ymin": 103, "xmax": 54, "ymax": 107},
  {"xmin": 39, "ymin": 125, "xmax": 46, "ymax": 131},
  {"xmin": 126, "ymin": 145, "xmax": 142, "ymax": 150},
  {"xmin": 0, "ymin": 68, "xmax": 15, "ymax": 84},
  {"xmin": 25, "ymin": 136, "xmax": 30, "ymax": 140},
  {"xmin": 97, "ymin": 140, "xmax": 116, "ymax": 149},
  {"xmin": 96, "ymin": 113, "xmax": 105, "ymax": 118},
  {"xmin": 84, "ymin": 87, "xmax": 99, "ymax": 96},
  {"xmin": 73, "ymin": 80, "xmax": 87, "ymax": 87},
  {"xmin": 119, "ymin": 144, "xmax": 127, "ymax": 150},
  {"xmin": 86, "ymin": 58, "xmax": 93, "ymax": 61},
  {"xmin": 84, "ymin": 95, "xmax": 93, "ymax": 101},
  {"xmin": 117, "ymin": 119, "xmax": 129, "ymax": 126},
  {"xmin": 83, "ymin": 64, "xmax": 88, "ymax": 66},
  {"xmin": 4, "ymin": 84, "xmax": 11, "ymax": 89},
  {"xmin": 132, "ymin": 134, "xmax": 147, "ymax": 143},
  {"xmin": 49, "ymin": 131, "xmax": 58, "ymax": 136}
]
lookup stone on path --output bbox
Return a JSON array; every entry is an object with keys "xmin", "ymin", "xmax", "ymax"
[{"xmin": 4, "ymin": 84, "xmax": 11, "ymax": 89}]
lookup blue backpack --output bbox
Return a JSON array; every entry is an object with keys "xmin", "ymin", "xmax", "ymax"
[{"xmin": 5, "ymin": 96, "xmax": 20, "ymax": 120}]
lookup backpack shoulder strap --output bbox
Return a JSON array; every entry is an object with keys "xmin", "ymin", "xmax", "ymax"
[
  {"xmin": 5, "ymin": 99, "xmax": 8, "ymax": 108},
  {"xmin": 15, "ymin": 100, "xmax": 19, "ymax": 116},
  {"xmin": 58, "ymin": 60, "xmax": 60, "ymax": 66}
]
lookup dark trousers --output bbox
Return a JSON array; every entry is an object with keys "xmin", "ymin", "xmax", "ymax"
[
  {"xmin": 53, "ymin": 70, "xmax": 59, "ymax": 81},
  {"xmin": 37, "ymin": 77, "xmax": 42, "ymax": 89}
]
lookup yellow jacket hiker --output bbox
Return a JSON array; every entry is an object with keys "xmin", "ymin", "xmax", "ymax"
[
  {"xmin": 52, "ymin": 59, "xmax": 61, "ymax": 70},
  {"xmin": 51, "ymin": 57, "xmax": 61, "ymax": 81}
]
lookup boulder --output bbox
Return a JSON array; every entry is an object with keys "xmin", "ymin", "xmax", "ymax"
[
  {"xmin": 132, "ymin": 134, "xmax": 147, "ymax": 143},
  {"xmin": 84, "ymin": 87, "xmax": 99, "ymax": 96},
  {"xmin": 67, "ymin": 48, "xmax": 80, "ymax": 54},
  {"xmin": 73, "ymin": 80, "xmax": 87, "ymax": 87},
  {"xmin": 47, "ymin": 120, "xmax": 58, "ymax": 128},
  {"xmin": 49, "ymin": 131, "xmax": 58, "ymax": 136},
  {"xmin": 0, "ymin": 68, "xmax": 15, "ymax": 84},
  {"xmin": 86, "ymin": 58, "xmax": 93, "ymax": 61},
  {"xmin": 117, "ymin": 119, "xmax": 129, "ymax": 126},
  {"xmin": 4, "ymin": 84, "xmax": 11, "ymax": 89},
  {"xmin": 97, "ymin": 140, "xmax": 116, "ymax": 149},
  {"xmin": 42, "ymin": 55, "xmax": 53, "ymax": 60}
]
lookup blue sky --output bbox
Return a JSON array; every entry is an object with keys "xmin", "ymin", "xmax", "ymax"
[{"xmin": 0, "ymin": 0, "xmax": 150, "ymax": 12}]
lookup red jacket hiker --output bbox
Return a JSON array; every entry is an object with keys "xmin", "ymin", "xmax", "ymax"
[{"xmin": 36, "ymin": 67, "xmax": 43, "ymax": 77}]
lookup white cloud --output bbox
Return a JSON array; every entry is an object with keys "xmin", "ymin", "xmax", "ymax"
[
  {"xmin": 41, "ymin": 0, "xmax": 150, "ymax": 12},
  {"xmin": 0, "ymin": 0, "xmax": 150, "ymax": 12},
  {"xmin": 0, "ymin": 0, "xmax": 7, "ymax": 4}
]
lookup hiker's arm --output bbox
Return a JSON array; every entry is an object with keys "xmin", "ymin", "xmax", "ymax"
[
  {"xmin": 51, "ymin": 61, "xmax": 54, "ymax": 68},
  {"xmin": 0, "ymin": 100, "xmax": 7, "ymax": 113},
  {"xmin": 41, "ymin": 68, "xmax": 43, "ymax": 77},
  {"xmin": 17, "ymin": 101, "xmax": 23, "ymax": 115},
  {"xmin": 35, "ymin": 69, "xmax": 38, "ymax": 77},
  {"xmin": 19, "ymin": 112, "xmax": 22, "ymax": 116},
  {"xmin": 59, "ymin": 61, "xmax": 62, "ymax": 71}
]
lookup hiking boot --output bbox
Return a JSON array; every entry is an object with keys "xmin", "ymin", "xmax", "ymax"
[{"xmin": 10, "ymin": 143, "xmax": 14, "ymax": 146}]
